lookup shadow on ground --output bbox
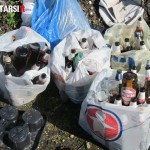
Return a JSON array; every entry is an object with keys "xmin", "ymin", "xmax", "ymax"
[{"xmin": 32, "ymin": 79, "xmax": 107, "ymax": 150}]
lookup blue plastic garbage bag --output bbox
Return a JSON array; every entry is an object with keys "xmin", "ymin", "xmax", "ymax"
[
  {"xmin": 32, "ymin": 0, "xmax": 90, "ymax": 50},
  {"xmin": 32, "ymin": 0, "xmax": 56, "ymax": 25}
]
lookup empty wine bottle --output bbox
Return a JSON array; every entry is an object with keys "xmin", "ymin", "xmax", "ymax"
[
  {"xmin": 137, "ymin": 87, "xmax": 146, "ymax": 105},
  {"xmin": 113, "ymin": 42, "xmax": 121, "ymax": 53},
  {"xmin": 40, "ymin": 51, "xmax": 50, "ymax": 69},
  {"xmin": 134, "ymin": 17, "xmax": 144, "ymax": 40},
  {"xmin": 37, "ymin": 43, "xmax": 49, "ymax": 61},
  {"xmin": 131, "ymin": 65, "xmax": 137, "ymax": 74},
  {"xmin": 27, "ymin": 43, "xmax": 40, "ymax": 68},
  {"xmin": 80, "ymin": 38, "xmax": 88, "ymax": 49},
  {"xmin": 66, "ymin": 62, "xmax": 72, "ymax": 77},
  {"xmin": 130, "ymin": 97, "xmax": 137, "ymax": 108},
  {"xmin": 13, "ymin": 45, "xmax": 29, "ymax": 75},
  {"xmin": 140, "ymin": 41, "xmax": 147, "ymax": 50},
  {"xmin": 114, "ymin": 95, "xmax": 122, "ymax": 106},
  {"xmin": 115, "ymin": 69, "xmax": 122, "ymax": 95},
  {"xmin": 32, "ymin": 73, "xmax": 47, "ymax": 84},
  {"xmin": 122, "ymin": 38, "xmax": 131, "ymax": 52},
  {"xmin": 3, "ymin": 56, "xmax": 17, "ymax": 76}
]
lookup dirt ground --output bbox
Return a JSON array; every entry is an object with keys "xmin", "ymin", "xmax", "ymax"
[{"xmin": 0, "ymin": 0, "xmax": 150, "ymax": 150}]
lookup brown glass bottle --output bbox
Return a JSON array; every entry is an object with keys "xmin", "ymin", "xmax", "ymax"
[{"xmin": 121, "ymin": 71, "xmax": 138, "ymax": 106}]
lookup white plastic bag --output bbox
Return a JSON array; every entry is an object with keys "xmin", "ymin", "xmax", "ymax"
[
  {"xmin": 99, "ymin": 0, "xmax": 144, "ymax": 27},
  {"xmin": 0, "ymin": 26, "xmax": 51, "ymax": 106},
  {"xmin": 79, "ymin": 69, "xmax": 150, "ymax": 150},
  {"xmin": 104, "ymin": 18, "xmax": 150, "ymax": 74},
  {"xmin": 51, "ymin": 29, "xmax": 111, "ymax": 103},
  {"xmin": 21, "ymin": 0, "xmax": 35, "ymax": 26}
]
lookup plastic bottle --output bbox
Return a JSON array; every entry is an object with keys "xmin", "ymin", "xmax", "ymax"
[
  {"xmin": 3, "ymin": 56, "xmax": 17, "ymax": 76},
  {"xmin": 21, "ymin": 0, "xmax": 35, "ymax": 26},
  {"xmin": 32, "ymin": 73, "xmax": 47, "ymax": 84}
]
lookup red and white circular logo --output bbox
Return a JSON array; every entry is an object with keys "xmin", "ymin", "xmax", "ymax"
[{"xmin": 85, "ymin": 105, "xmax": 122, "ymax": 141}]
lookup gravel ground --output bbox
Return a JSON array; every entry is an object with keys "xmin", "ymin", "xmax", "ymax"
[{"xmin": 0, "ymin": 0, "xmax": 150, "ymax": 150}]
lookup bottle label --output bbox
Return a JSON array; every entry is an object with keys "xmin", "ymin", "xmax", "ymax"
[
  {"xmin": 121, "ymin": 87, "xmax": 136, "ymax": 104},
  {"xmin": 138, "ymin": 99, "xmax": 145, "ymax": 103},
  {"xmin": 145, "ymin": 70, "xmax": 150, "ymax": 81}
]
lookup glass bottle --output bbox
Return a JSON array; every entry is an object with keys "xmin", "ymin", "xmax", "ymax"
[
  {"xmin": 137, "ymin": 87, "xmax": 146, "ymax": 105},
  {"xmin": 32, "ymin": 73, "xmax": 47, "ymax": 84},
  {"xmin": 145, "ymin": 63, "xmax": 150, "ymax": 98},
  {"xmin": 112, "ymin": 42, "xmax": 121, "ymax": 53},
  {"xmin": 114, "ymin": 95, "xmax": 122, "ymax": 106},
  {"xmin": 122, "ymin": 38, "xmax": 131, "ymax": 53},
  {"xmin": 121, "ymin": 71, "xmax": 138, "ymax": 106},
  {"xmin": 80, "ymin": 38, "xmax": 88, "ymax": 49},
  {"xmin": 140, "ymin": 41, "xmax": 147, "ymax": 50},
  {"xmin": 3, "ymin": 56, "xmax": 17, "ymax": 76},
  {"xmin": 27, "ymin": 43, "xmax": 40, "ymax": 68},
  {"xmin": 134, "ymin": 17, "xmax": 144, "ymax": 40},
  {"xmin": 115, "ymin": 69, "xmax": 123, "ymax": 95}
]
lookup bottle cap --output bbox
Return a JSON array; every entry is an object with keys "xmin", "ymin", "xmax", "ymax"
[
  {"xmin": 140, "ymin": 41, "xmax": 145, "ymax": 46},
  {"xmin": 131, "ymin": 65, "xmax": 137, "ymax": 70},
  {"xmin": 115, "ymin": 42, "xmax": 120, "ymax": 46},
  {"xmin": 41, "ymin": 73, "xmax": 46, "ymax": 79},
  {"xmin": 138, "ymin": 17, "xmax": 142, "ymax": 21},
  {"xmin": 4, "ymin": 56, "xmax": 11, "ymax": 63},
  {"xmin": 82, "ymin": 38, "xmax": 87, "ymax": 43},
  {"xmin": 125, "ymin": 38, "xmax": 129, "ymax": 42},
  {"xmin": 71, "ymin": 49, "xmax": 76, "ymax": 53},
  {"xmin": 117, "ymin": 69, "xmax": 122, "ymax": 74},
  {"xmin": 29, "ymin": 43, "xmax": 40, "ymax": 51}
]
